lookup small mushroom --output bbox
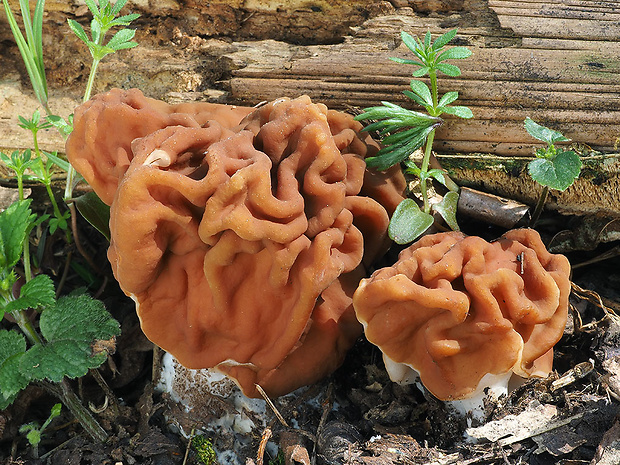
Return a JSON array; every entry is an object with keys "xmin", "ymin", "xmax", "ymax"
[
  {"xmin": 352, "ymin": 229, "xmax": 571, "ymax": 418},
  {"xmin": 67, "ymin": 91, "xmax": 405, "ymax": 398}
]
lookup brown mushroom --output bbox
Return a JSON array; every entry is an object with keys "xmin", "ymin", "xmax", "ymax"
[
  {"xmin": 65, "ymin": 88, "xmax": 254, "ymax": 205},
  {"xmin": 352, "ymin": 228, "xmax": 571, "ymax": 408},
  {"xmin": 69, "ymin": 93, "xmax": 405, "ymax": 397}
]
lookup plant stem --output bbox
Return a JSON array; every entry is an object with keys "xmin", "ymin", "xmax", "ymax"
[
  {"xmin": 420, "ymin": 129, "xmax": 436, "ymax": 213},
  {"xmin": 530, "ymin": 186, "xmax": 549, "ymax": 228},
  {"xmin": 10, "ymin": 310, "xmax": 43, "ymax": 345},
  {"xmin": 42, "ymin": 379, "xmax": 109, "ymax": 443}
]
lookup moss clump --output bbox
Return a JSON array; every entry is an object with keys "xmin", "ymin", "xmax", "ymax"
[{"xmin": 192, "ymin": 435, "xmax": 216, "ymax": 465}]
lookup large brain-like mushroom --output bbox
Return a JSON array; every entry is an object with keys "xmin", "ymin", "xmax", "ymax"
[
  {"xmin": 352, "ymin": 229, "xmax": 571, "ymax": 402},
  {"xmin": 67, "ymin": 91, "xmax": 405, "ymax": 397}
]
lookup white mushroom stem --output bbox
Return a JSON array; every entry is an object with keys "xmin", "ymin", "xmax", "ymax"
[{"xmin": 382, "ymin": 354, "xmax": 513, "ymax": 425}]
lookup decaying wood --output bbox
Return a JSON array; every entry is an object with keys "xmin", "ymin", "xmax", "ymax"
[
  {"xmin": 457, "ymin": 186, "xmax": 530, "ymax": 228},
  {"xmin": 438, "ymin": 152, "xmax": 620, "ymax": 217},
  {"xmin": 1, "ymin": 0, "xmax": 619, "ymax": 159}
]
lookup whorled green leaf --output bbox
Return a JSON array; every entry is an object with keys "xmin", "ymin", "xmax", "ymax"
[
  {"xmin": 3, "ymin": 274, "xmax": 56, "ymax": 315},
  {"xmin": 528, "ymin": 150, "xmax": 581, "ymax": 191},
  {"xmin": 524, "ymin": 117, "xmax": 570, "ymax": 145},
  {"xmin": 440, "ymin": 105, "xmax": 474, "ymax": 119},
  {"xmin": 74, "ymin": 192, "xmax": 111, "ymax": 240},
  {"xmin": 438, "ymin": 91, "xmax": 459, "ymax": 108},
  {"xmin": 431, "ymin": 28, "xmax": 458, "ymax": 51},
  {"xmin": 366, "ymin": 125, "xmax": 436, "ymax": 171},
  {"xmin": 437, "ymin": 46, "xmax": 472, "ymax": 62},
  {"xmin": 433, "ymin": 191, "xmax": 460, "ymax": 231},
  {"xmin": 408, "ymin": 80, "xmax": 433, "ymax": 107},
  {"xmin": 19, "ymin": 294, "xmax": 120, "ymax": 382},
  {"xmin": 388, "ymin": 198, "xmax": 434, "ymax": 245},
  {"xmin": 67, "ymin": 19, "xmax": 89, "ymax": 43},
  {"xmin": 435, "ymin": 62, "xmax": 462, "ymax": 77},
  {"xmin": 0, "ymin": 330, "xmax": 30, "ymax": 408}
]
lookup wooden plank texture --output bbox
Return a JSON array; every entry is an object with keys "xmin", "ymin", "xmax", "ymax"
[{"xmin": 228, "ymin": 8, "xmax": 620, "ymax": 155}]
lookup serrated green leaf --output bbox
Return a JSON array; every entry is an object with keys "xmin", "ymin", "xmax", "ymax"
[
  {"xmin": 20, "ymin": 340, "xmax": 108, "ymax": 382},
  {"xmin": 388, "ymin": 198, "xmax": 434, "ymax": 244},
  {"xmin": 436, "ymin": 62, "xmax": 462, "ymax": 76},
  {"xmin": 441, "ymin": 105, "xmax": 474, "ymax": 119},
  {"xmin": 19, "ymin": 294, "xmax": 119, "ymax": 382},
  {"xmin": 524, "ymin": 117, "xmax": 570, "ymax": 145},
  {"xmin": 437, "ymin": 46, "xmax": 472, "ymax": 62},
  {"xmin": 528, "ymin": 150, "xmax": 581, "ymax": 191},
  {"xmin": 4, "ymin": 274, "xmax": 56, "ymax": 314},
  {"xmin": 40, "ymin": 294, "xmax": 120, "ymax": 344},
  {"xmin": 433, "ymin": 191, "xmax": 460, "ymax": 231},
  {"xmin": 0, "ymin": 330, "xmax": 30, "ymax": 403},
  {"xmin": 0, "ymin": 199, "xmax": 34, "ymax": 269},
  {"xmin": 438, "ymin": 91, "xmax": 459, "ymax": 107},
  {"xmin": 432, "ymin": 28, "xmax": 458, "ymax": 51},
  {"xmin": 408, "ymin": 80, "xmax": 433, "ymax": 106}
]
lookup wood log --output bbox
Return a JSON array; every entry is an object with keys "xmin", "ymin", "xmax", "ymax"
[{"xmin": 1, "ymin": 0, "xmax": 619, "ymax": 212}]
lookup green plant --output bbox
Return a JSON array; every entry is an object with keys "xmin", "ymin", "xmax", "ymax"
[
  {"xmin": 355, "ymin": 29, "xmax": 472, "ymax": 244},
  {"xmin": 191, "ymin": 435, "xmax": 217, "ymax": 465},
  {"xmin": 524, "ymin": 117, "xmax": 582, "ymax": 226},
  {"xmin": 0, "ymin": 0, "xmax": 139, "ymax": 442},
  {"xmin": 19, "ymin": 403, "xmax": 61, "ymax": 458}
]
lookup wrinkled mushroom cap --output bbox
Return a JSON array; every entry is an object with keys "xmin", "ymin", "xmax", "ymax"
[
  {"xmin": 98, "ymin": 94, "xmax": 403, "ymax": 397},
  {"xmin": 352, "ymin": 229, "xmax": 571, "ymax": 401},
  {"xmin": 65, "ymin": 88, "xmax": 254, "ymax": 205}
]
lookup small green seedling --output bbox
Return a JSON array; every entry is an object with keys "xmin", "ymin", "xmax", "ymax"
[
  {"xmin": 524, "ymin": 117, "xmax": 582, "ymax": 226},
  {"xmin": 356, "ymin": 29, "xmax": 472, "ymax": 244},
  {"xmin": 1, "ymin": 0, "xmax": 138, "ymax": 443},
  {"xmin": 19, "ymin": 403, "xmax": 62, "ymax": 458}
]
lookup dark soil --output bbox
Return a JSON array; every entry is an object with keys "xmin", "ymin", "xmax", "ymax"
[{"xmin": 1, "ymin": 188, "xmax": 620, "ymax": 465}]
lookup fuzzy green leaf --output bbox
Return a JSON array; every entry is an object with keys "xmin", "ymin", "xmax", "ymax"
[
  {"xmin": 435, "ymin": 62, "xmax": 462, "ymax": 77},
  {"xmin": 437, "ymin": 91, "xmax": 459, "ymax": 107},
  {"xmin": 4, "ymin": 274, "xmax": 56, "ymax": 315},
  {"xmin": 19, "ymin": 294, "xmax": 120, "ymax": 382},
  {"xmin": 402, "ymin": 90, "xmax": 430, "ymax": 109},
  {"xmin": 106, "ymin": 28, "xmax": 135, "ymax": 50},
  {"xmin": 408, "ymin": 81, "xmax": 433, "ymax": 107},
  {"xmin": 437, "ymin": 47, "xmax": 472, "ymax": 62},
  {"xmin": 528, "ymin": 150, "xmax": 581, "ymax": 191},
  {"xmin": 388, "ymin": 199, "xmax": 434, "ymax": 245},
  {"xmin": 411, "ymin": 66, "xmax": 430, "ymax": 78},
  {"xmin": 390, "ymin": 57, "xmax": 423, "ymax": 67},
  {"xmin": 524, "ymin": 117, "xmax": 570, "ymax": 145},
  {"xmin": 366, "ymin": 125, "xmax": 436, "ymax": 171},
  {"xmin": 67, "ymin": 19, "xmax": 89, "ymax": 43},
  {"xmin": 440, "ymin": 105, "xmax": 474, "ymax": 119},
  {"xmin": 0, "ymin": 330, "xmax": 29, "ymax": 407},
  {"xmin": 431, "ymin": 28, "xmax": 458, "ymax": 51},
  {"xmin": 433, "ymin": 191, "xmax": 460, "ymax": 231},
  {"xmin": 0, "ymin": 199, "xmax": 34, "ymax": 270}
]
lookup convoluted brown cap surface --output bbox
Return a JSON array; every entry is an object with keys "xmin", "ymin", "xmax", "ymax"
[
  {"xmin": 352, "ymin": 229, "xmax": 571, "ymax": 401},
  {"xmin": 102, "ymin": 94, "xmax": 402, "ymax": 397},
  {"xmin": 65, "ymin": 88, "xmax": 253, "ymax": 204}
]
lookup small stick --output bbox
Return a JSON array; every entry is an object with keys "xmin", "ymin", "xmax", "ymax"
[{"xmin": 255, "ymin": 384, "xmax": 289, "ymax": 427}]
